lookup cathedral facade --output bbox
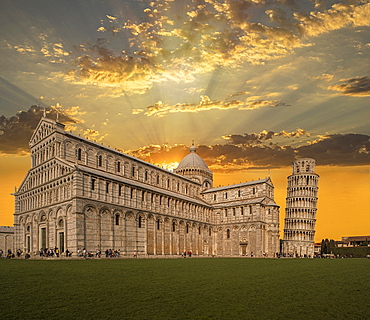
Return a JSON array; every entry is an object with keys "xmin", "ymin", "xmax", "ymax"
[{"xmin": 13, "ymin": 117, "xmax": 280, "ymax": 257}]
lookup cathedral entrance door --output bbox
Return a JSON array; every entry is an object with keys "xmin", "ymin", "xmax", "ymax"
[
  {"xmin": 59, "ymin": 232, "xmax": 65, "ymax": 253},
  {"xmin": 240, "ymin": 244, "xmax": 247, "ymax": 256},
  {"xmin": 40, "ymin": 227, "xmax": 46, "ymax": 249}
]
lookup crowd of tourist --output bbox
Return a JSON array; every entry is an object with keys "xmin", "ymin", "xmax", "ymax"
[{"xmin": 2, "ymin": 248, "xmax": 367, "ymax": 259}]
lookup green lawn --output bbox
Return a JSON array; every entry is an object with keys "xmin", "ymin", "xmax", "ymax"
[{"xmin": 0, "ymin": 258, "xmax": 369, "ymax": 319}]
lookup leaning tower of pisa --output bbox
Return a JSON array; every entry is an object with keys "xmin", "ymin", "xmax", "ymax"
[{"xmin": 282, "ymin": 158, "xmax": 319, "ymax": 257}]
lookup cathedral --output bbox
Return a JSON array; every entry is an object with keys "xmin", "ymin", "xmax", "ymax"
[{"xmin": 13, "ymin": 116, "xmax": 281, "ymax": 257}]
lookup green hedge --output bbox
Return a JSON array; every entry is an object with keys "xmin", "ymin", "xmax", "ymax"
[{"xmin": 331, "ymin": 246, "xmax": 370, "ymax": 258}]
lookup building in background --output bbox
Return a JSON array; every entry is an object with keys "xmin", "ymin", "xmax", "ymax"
[
  {"xmin": 13, "ymin": 116, "xmax": 280, "ymax": 257},
  {"xmin": 337, "ymin": 236, "xmax": 370, "ymax": 247},
  {"xmin": 282, "ymin": 158, "xmax": 319, "ymax": 257},
  {"xmin": 0, "ymin": 226, "xmax": 14, "ymax": 253}
]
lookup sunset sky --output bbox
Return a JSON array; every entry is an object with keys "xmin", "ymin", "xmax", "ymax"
[{"xmin": 0, "ymin": 0, "xmax": 369, "ymax": 241}]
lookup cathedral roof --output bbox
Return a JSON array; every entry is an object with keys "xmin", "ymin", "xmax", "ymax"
[
  {"xmin": 176, "ymin": 145, "xmax": 209, "ymax": 170},
  {"xmin": 202, "ymin": 178, "xmax": 271, "ymax": 193},
  {"xmin": 211, "ymin": 197, "xmax": 279, "ymax": 208}
]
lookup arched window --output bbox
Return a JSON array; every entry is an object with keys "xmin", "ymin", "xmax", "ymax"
[
  {"xmin": 226, "ymin": 229, "xmax": 230, "ymax": 239},
  {"xmin": 115, "ymin": 214, "xmax": 120, "ymax": 226},
  {"xmin": 132, "ymin": 166, "xmax": 135, "ymax": 177},
  {"xmin": 138, "ymin": 216, "xmax": 142, "ymax": 228},
  {"xmin": 98, "ymin": 155, "xmax": 102, "ymax": 167},
  {"xmin": 157, "ymin": 220, "xmax": 160, "ymax": 230},
  {"xmin": 172, "ymin": 222, "xmax": 176, "ymax": 232},
  {"xmin": 117, "ymin": 161, "xmax": 121, "ymax": 172},
  {"xmin": 77, "ymin": 148, "xmax": 82, "ymax": 161}
]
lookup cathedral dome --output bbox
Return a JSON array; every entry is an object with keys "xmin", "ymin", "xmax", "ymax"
[{"xmin": 177, "ymin": 145, "xmax": 209, "ymax": 170}]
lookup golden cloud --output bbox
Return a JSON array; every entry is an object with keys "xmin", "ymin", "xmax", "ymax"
[
  {"xmin": 328, "ymin": 76, "xmax": 370, "ymax": 96},
  {"xmin": 315, "ymin": 73, "xmax": 334, "ymax": 81},
  {"xmin": 125, "ymin": 132, "xmax": 370, "ymax": 172},
  {"xmin": 140, "ymin": 95, "xmax": 287, "ymax": 117},
  {"xmin": 82, "ymin": 128, "xmax": 108, "ymax": 142},
  {"xmin": 63, "ymin": 1, "xmax": 370, "ymax": 96},
  {"xmin": 223, "ymin": 129, "xmax": 310, "ymax": 146}
]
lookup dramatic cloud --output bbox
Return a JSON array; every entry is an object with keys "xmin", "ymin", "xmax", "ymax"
[
  {"xmin": 328, "ymin": 76, "xmax": 370, "ymax": 96},
  {"xmin": 223, "ymin": 129, "xmax": 309, "ymax": 145},
  {"xmin": 138, "ymin": 95, "xmax": 287, "ymax": 117},
  {"xmin": 63, "ymin": 0, "xmax": 370, "ymax": 95},
  {"xmin": 0, "ymin": 105, "xmax": 83, "ymax": 155},
  {"xmin": 126, "ymin": 132, "xmax": 370, "ymax": 172}
]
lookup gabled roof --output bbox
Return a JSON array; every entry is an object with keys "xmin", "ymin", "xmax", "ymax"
[
  {"xmin": 203, "ymin": 177, "xmax": 272, "ymax": 194},
  {"xmin": 29, "ymin": 117, "xmax": 65, "ymax": 147},
  {"xmin": 15, "ymin": 157, "xmax": 75, "ymax": 194},
  {"xmin": 212, "ymin": 196, "xmax": 279, "ymax": 209}
]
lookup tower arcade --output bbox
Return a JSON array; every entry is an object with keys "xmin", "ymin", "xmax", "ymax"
[{"xmin": 282, "ymin": 158, "xmax": 319, "ymax": 257}]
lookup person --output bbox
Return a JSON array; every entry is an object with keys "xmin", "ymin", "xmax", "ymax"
[
  {"xmin": 0, "ymin": 249, "xmax": 3, "ymax": 258},
  {"xmin": 133, "ymin": 250, "xmax": 137, "ymax": 258},
  {"xmin": 183, "ymin": 251, "xmax": 186, "ymax": 258},
  {"xmin": 65, "ymin": 249, "xmax": 69, "ymax": 257}
]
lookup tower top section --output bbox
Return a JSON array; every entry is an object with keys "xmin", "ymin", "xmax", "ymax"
[{"xmin": 292, "ymin": 158, "xmax": 316, "ymax": 175}]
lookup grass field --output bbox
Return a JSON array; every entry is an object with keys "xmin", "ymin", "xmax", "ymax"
[{"xmin": 1, "ymin": 258, "xmax": 369, "ymax": 320}]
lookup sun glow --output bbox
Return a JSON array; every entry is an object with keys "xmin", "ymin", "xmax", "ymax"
[{"xmin": 158, "ymin": 161, "xmax": 180, "ymax": 172}]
